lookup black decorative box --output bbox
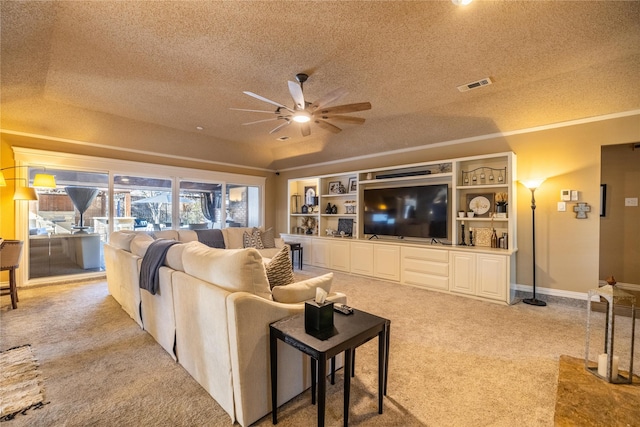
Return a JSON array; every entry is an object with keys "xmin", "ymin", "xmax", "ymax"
[{"xmin": 304, "ymin": 300, "xmax": 334, "ymax": 333}]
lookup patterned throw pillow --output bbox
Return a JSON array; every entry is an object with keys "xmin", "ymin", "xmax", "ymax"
[
  {"xmin": 266, "ymin": 245, "xmax": 294, "ymax": 289},
  {"xmin": 260, "ymin": 227, "xmax": 276, "ymax": 249},
  {"xmin": 243, "ymin": 228, "xmax": 264, "ymax": 249}
]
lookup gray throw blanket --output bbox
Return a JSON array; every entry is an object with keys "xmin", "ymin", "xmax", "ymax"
[
  {"xmin": 194, "ymin": 229, "xmax": 225, "ymax": 248},
  {"xmin": 140, "ymin": 239, "xmax": 179, "ymax": 295}
]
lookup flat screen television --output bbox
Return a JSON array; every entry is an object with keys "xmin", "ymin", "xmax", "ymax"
[{"xmin": 363, "ymin": 184, "xmax": 448, "ymax": 239}]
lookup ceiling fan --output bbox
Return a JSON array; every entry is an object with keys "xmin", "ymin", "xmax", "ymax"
[{"xmin": 231, "ymin": 73, "xmax": 371, "ymax": 137}]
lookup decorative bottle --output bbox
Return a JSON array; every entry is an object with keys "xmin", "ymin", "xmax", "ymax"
[{"xmin": 490, "ymin": 229, "xmax": 498, "ymax": 248}]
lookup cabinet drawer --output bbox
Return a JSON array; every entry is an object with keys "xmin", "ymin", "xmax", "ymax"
[
  {"xmin": 402, "ymin": 246, "xmax": 448, "ymax": 262},
  {"xmin": 403, "ymin": 258, "xmax": 448, "ymax": 277},
  {"xmin": 403, "ymin": 270, "xmax": 449, "ymax": 290}
]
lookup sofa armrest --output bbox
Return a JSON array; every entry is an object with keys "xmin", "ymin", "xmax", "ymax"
[{"xmin": 226, "ymin": 291, "xmax": 346, "ymax": 427}]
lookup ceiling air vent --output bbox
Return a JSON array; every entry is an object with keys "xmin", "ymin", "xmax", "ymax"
[{"xmin": 457, "ymin": 77, "xmax": 493, "ymax": 92}]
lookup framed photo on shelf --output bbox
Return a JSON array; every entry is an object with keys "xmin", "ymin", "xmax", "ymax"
[
  {"xmin": 328, "ymin": 181, "xmax": 342, "ymax": 194},
  {"xmin": 348, "ymin": 177, "xmax": 357, "ymax": 193},
  {"xmin": 304, "ymin": 186, "xmax": 316, "ymax": 206},
  {"xmin": 466, "ymin": 193, "xmax": 495, "ymax": 217}
]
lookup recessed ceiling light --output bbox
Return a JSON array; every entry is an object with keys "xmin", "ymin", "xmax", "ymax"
[
  {"xmin": 196, "ymin": 126, "xmax": 204, "ymax": 131},
  {"xmin": 452, "ymin": 0, "xmax": 472, "ymax": 5}
]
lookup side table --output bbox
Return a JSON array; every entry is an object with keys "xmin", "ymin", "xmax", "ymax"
[
  {"xmin": 285, "ymin": 242, "xmax": 303, "ymax": 270},
  {"xmin": 270, "ymin": 309, "xmax": 390, "ymax": 426}
]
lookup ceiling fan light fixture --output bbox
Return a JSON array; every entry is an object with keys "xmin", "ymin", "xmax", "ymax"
[{"xmin": 292, "ymin": 111, "xmax": 311, "ymax": 123}]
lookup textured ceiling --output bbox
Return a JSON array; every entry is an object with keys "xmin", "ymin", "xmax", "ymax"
[{"xmin": 1, "ymin": 1, "xmax": 639, "ymax": 171}]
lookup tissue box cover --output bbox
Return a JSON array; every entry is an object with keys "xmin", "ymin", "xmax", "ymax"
[{"xmin": 305, "ymin": 300, "xmax": 334, "ymax": 332}]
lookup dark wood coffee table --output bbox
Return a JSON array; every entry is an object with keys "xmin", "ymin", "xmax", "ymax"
[{"xmin": 269, "ymin": 308, "xmax": 390, "ymax": 426}]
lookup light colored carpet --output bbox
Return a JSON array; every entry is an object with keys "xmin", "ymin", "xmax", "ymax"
[
  {"xmin": 1, "ymin": 267, "xmax": 638, "ymax": 426},
  {"xmin": 0, "ymin": 345, "xmax": 45, "ymax": 421}
]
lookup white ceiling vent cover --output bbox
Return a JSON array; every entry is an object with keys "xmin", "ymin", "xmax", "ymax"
[{"xmin": 457, "ymin": 77, "xmax": 493, "ymax": 92}]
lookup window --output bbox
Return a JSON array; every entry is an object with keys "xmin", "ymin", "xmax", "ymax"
[
  {"xmin": 115, "ymin": 175, "xmax": 173, "ymax": 232},
  {"xmin": 226, "ymin": 184, "xmax": 261, "ymax": 228},
  {"xmin": 179, "ymin": 180, "xmax": 223, "ymax": 229},
  {"xmin": 28, "ymin": 168, "xmax": 108, "ymax": 279},
  {"xmin": 14, "ymin": 147, "xmax": 265, "ymax": 285}
]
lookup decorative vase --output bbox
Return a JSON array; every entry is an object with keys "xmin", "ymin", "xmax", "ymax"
[
  {"xmin": 331, "ymin": 205, "xmax": 338, "ymax": 214},
  {"xmin": 490, "ymin": 229, "xmax": 498, "ymax": 248},
  {"xmin": 496, "ymin": 202, "xmax": 508, "ymax": 213},
  {"xmin": 305, "ymin": 228, "xmax": 313, "ymax": 235},
  {"xmin": 325, "ymin": 203, "xmax": 332, "ymax": 214}
]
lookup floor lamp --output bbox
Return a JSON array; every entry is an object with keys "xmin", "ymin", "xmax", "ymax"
[{"xmin": 522, "ymin": 179, "xmax": 546, "ymax": 307}]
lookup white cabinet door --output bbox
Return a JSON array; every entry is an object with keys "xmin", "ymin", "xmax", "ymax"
[
  {"xmin": 329, "ymin": 240, "xmax": 351, "ymax": 272},
  {"xmin": 450, "ymin": 251, "xmax": 476, "ymax": 295},
  {"xmin": 312, "ymin": 239, "xmax": 330, "ymax": 268},
  {"xmin": 476, "ymin": 254, "xmax": 507, "ymax": 301},
  {"xmin": 374, "ymin": 245, "xmax": 400, "ymax": 281},
  {"xmin": 350, "ymin": 241, "xmax": 374, "ymax": 276}
]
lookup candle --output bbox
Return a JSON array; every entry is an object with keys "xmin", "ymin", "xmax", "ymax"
[
  {"xmin": 597, "ymin": 353, "xmax": 619, "ymax": 378},
  {"xmin": 461, "ymin": 221, "xmax": 464, "ymax": 225}
]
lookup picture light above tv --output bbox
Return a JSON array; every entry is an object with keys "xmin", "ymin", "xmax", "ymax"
[{"xmin": 363, "ymin": 184, "xmax": 449, "ymax": 240}]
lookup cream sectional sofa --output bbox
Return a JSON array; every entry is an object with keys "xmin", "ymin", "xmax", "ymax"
[{"xmin": 104, "ymin": 228, "xmax": 346, "ymax": 427}]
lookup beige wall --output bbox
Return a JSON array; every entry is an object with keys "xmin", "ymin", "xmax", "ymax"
[
  {"xmin": 275, "ymin": 114, "xmax": 640, "ymax": 295},
  {"xmin": 600, "ymin": 143, "xmax": 640, "ymax": 285}
]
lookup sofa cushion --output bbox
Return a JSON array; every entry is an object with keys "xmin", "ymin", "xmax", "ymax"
[
  {"xmin": 271, "ymin": 273, "xmax": 334, "ymax": 303},
  {"xmin": 182, "ymin": 242, "xmax": 272, "ymax": 300},
  {"xmin": 164, "ymin": 241, "xmax": 199, "ymax": 271},
  {"xmin": 222, "ymin": 227, "xmax": 248, "ymax": 249},
  {"xmin": 260, "ymin": 227, "xmax": 276, "ymax": 249},
  {"xmin": 130, "ymin": 232, "xmax": 155, "ymax": 257},
  {"xmin": 154, "ymin": 230, "xmax": 179, "ymax": 241},
  {"xmin": 243, "ymin": 228, "xmax": 264, "ymax": 249},
  {"xmin": 177, "ymin": 230, "xmax": 198, "ymax": 243},
  {"xmin": 265, "ymin": 245, "xmax": 294, "ymax": 289},
  {"xmin": 109, "ymin": 231, "xmax": 137, "ymax": 251}
]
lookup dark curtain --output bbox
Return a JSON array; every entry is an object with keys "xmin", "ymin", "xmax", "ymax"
[{"xmin": 201, "ymin": 191, "xmax": 219, "ymax": 223}]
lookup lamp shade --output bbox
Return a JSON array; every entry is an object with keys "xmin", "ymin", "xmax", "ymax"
[
  {"xmin": 13, "ymin": 186, "xmax": 38, "ymax": 201},
  {"xmin": 33, "ymin": 173, "xmax": 57, "ymax": 188},
  {"xmin": 521, "ymin": 179, "xmax": 545, "ymax": 190}
]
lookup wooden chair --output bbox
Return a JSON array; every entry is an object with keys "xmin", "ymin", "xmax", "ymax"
[{"xmin": 1, "ymin": 240, "xmax": 24, "ymax": 309}]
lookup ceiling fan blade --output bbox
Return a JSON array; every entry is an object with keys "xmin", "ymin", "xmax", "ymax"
[
  {"xmin": 315, "ymin": 119, "xmax": 342, "ymax": 134},
  {"xmin": 288, "ymin": 81, "xmax": 305, "ymax": 110},
  {"xmin": 269, "ymin": 120, "xmax": 291, "ymax": 134},
  {"xmin": 316, "ymin": 102, "xmax": 372, "ymax": 115},
  {"xmin": 242, "ymin": 117, "xmax": 281, "ymax": 126},
  {"xmin": 230, "ymin": 108, "xmax": 279, "ymax": 114},
  {"xmin": 243, "ymin": 91, "xmax": 295, "ymax": 113},
  {"xmin": 315, "ymin": 114, "xmax": 366, "ymax": 124},
  {"xmin": 310, "ymin": 87, "xmax": 348, "ymax": 110},
  {"xmin": 301, "ymin": 123, "xmax": 311, "ymax": 137}
]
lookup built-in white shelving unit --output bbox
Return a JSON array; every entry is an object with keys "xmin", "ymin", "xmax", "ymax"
[{"xmin": 284, "ymin": 152, "xmax": 518, "ymax": 304}]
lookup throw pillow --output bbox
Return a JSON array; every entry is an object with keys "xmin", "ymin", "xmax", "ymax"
[
  {"xmin": 260, "ymin": 227, "xmax": 276, "ymax": 248},
  {"xmin": 271, "ymin": 273, "xmax": 334, "ymax": 303},
  {"xmin": 243, "ymin": 228, "xmax": 264, "ymax": 249},
  {"xmin": 265, "ymin": 245, "xmax": 294, "ymax": 289}
]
